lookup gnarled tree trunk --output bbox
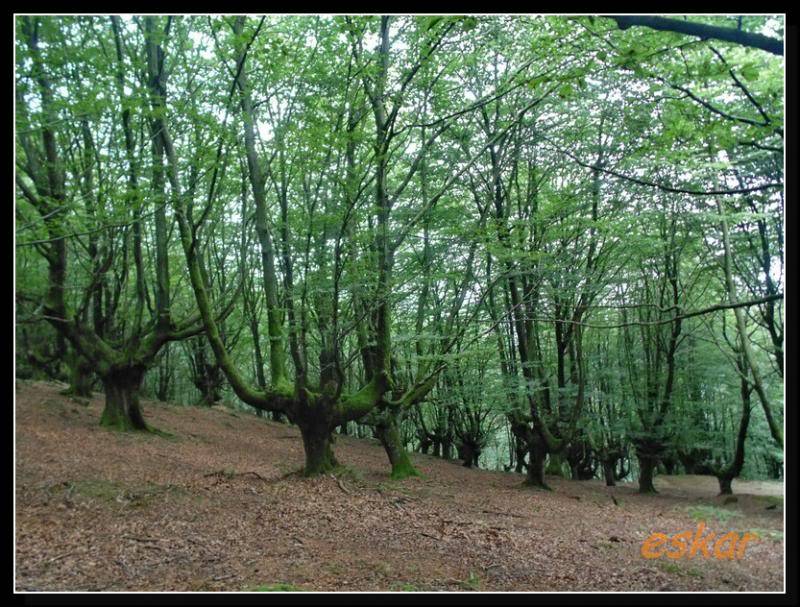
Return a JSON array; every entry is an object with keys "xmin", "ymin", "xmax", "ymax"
[
  {"xmin": 100, "ymin": 366, "xmax": 147, "ymax": 431},
  {"xmin": 298, "ymin": 421, "xmax": 339, "ymax": 477},
  {"xmin": 375, "ymin": 411, "xmax": 420, "ymax": 480}
]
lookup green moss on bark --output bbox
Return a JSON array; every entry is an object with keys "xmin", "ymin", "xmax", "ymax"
[{"xmin": 390, "ymin": 458, "xmax": 422, "ymax": 480}]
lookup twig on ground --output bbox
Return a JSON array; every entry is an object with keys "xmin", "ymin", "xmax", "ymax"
[{"xmin": 331, "ymin": 474, "xmax": 350, "ymax": 494}]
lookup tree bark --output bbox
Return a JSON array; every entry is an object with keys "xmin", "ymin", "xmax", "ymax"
[
  {"xmin": 637, "ymin": 454, "xmax": 658, "ymax": 494},
  {"xmin": 609, "ymin": 16, "xmax": 783, "ymax": 56},
  {"xmin": 100, "ymin": 367, "xmax": 147, "ymax": 431},
  {"xmin": 375, "ymin": 411, "xmax": 420, "ymax": 480},
  {"xmin": 545, "ymin": 452, "xmax": 568, "ymax": 478},
  {"xmin": 716, "ymin": 358, "xmax": 752, "ymax": 496},
  {"xmin": 717, "ymin": 200, "xmax": 782, "ymax": 448},
  {"xmin": 61, "ymin": 351, "xmax": 94, "ymax": 398},
  {"xmin": 299, "ymin": 423, "xmax": 339, "ymax": 476},
  {"xmin": 602, "ymin": 460, "xmax": 616, "ymax": 486},
  {"xmin": 525, "ymin": 435, "xmax": 551, "ymax": 490}
]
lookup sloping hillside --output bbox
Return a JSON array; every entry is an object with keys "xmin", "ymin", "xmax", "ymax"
[{"xmin": 15, "ymin": 380, "xmax": 784, "ymax": 592}]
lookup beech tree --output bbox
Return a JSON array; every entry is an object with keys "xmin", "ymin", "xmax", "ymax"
[{"xmin": 16, "ymin": 14, "xmax": 783, "ymax": 489}]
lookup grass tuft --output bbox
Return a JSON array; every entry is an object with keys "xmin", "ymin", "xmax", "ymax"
[
  {"xmin": 686, "ymin": 504, "xmax": 743, "ymax": 524},
  {"xmin": 249, "ymin": 583, "xmax": 301, "ymax": 591}
]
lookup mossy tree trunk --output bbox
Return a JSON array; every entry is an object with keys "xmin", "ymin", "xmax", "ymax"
[
  {"xmin": 299, "ymin": 422, "xmax": 339, "ymax": 477},
  {"xmin": 545, "ymin": 452, "xmax": 568, "ymax": 478},
  {"xmin": 62, "ymin": 351, "xmax": 94, "ymax": 397},
  {"xmin": 100, "ymin": 366, "xmax": 147, "ymax": 431},
  {"xmin": 375, "ymin": 409, "xmax": 420, "ymax": 479},
  {"xmin": 17, "ymin": 18, "xmax": 206, "ymax": 435}
]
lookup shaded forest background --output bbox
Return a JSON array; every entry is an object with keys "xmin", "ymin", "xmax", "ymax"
[{"xmin": 15, "ymin": 15, "xmax": 784, "ymax": 494}]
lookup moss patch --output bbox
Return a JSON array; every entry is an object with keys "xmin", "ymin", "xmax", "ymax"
[
  {"xmin": 390, "ymin": 459, "xmax": 422, "ymax": 481},
  {"xmin": 389, "ymin": 581, "xmax": 420, "ymax": 591},
  {"xmin": 746, "ymin": 527, "xmax": 783, "ymax": 541},
  {"xmin": 658, "ymin": 561, "xmax": 704, "ymax": 579},
  {"xmin": 755, "ymin": 495, "xmax": 783, "ymax": 508},
  {"xmin": 249, "ymin": 583, "xmax": 301, "ymax": 591},
  {"xmin": 686, "ymin": 504, "xmax": 743, "ymax": 524}
]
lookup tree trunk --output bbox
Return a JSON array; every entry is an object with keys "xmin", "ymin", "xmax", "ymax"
[
  {"xmin": 545, "ymin": 452, "xmax": 568, "ymax": 478},
  {"xmin": 602, "ymin": 460, "xmax": 616, "ymax": 486},
  {"xmin": 299, "ymin": 423, "xmax": 338, "ymax": 476},
  {"xmin": 62, "ymin": 352, "xmax": 94, "ymax": 398},
  {"xmin": 458, "ymin": 441, "xmax": 480, "ymax": 469},
  {"xmin": 717, "ymin": 200, "xmax": 782, "ymax": 448},
  {"xmin": 419, "ymin": 436, "xmax": 432, "ymax": 455},
  {"xmin": 156, "ymin": 346, "xmax": 171, "ymax": 402},
  {"xmin": 100, "ymin": 367, "xmax": 148, "ymax": 431},
  {"xmin": 514, "ymin": 437, "xmax": 527, "ymax": 473},
  {"xmin": 375, "ymin": 412, "xmax": 420, "ymax": 480},
  {"xmin": 637, "ymin": 454, "xmax": 658, "ymax": 494},
  {"xmin": 615, "ymin": 457, "xmax": 630, "ymax": 481},
  {"xmin": 715, "ymin": 367, "xmax": 752, "ymax": 496},
  {"xmin": 272, "ymin": 411, "xmax": 286, "ymax": 423},
  {"xmin": 525, "ymin": 436, "xmax": 551, "ymax": 490},
  {"xmin": 195, "ymin": 369, "xmax": 222, "ymax": 407}
]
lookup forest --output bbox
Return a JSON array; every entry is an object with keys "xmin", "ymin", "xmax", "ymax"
[{"xmin": 15, "ymin": 14, "xmax": 785, "ymax": 593}]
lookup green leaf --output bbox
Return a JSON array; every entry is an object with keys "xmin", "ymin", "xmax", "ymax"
[
  {"xmin": 423, "ymin": 16, "xmax": 443, "ymax": 31},
  {"xmin": 740, "ymin": 63, "xmax": 759, "ymax": 82}
]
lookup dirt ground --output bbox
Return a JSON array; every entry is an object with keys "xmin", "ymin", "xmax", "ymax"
[{"xmin": 15, "ymin": 380, "xmax": 784, "ymax": 592}]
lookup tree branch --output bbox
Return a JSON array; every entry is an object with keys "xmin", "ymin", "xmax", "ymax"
[{"xmin": 608, "ymin": 16, "xmax": 783, "ymax": 56}]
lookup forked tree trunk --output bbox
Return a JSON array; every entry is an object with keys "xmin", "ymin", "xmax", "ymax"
[
  {"xmin": 100, "ymin": 367, "xmax": 148, "ymax": 431},
  {"xmin": 637, "ymin": 454, "xmax": 658, "ymax": 494},
  {"xmin": 375, "ymin": 412, "xmax": 420, "ymax": 480},
  {"xmin": 718, "ymin": 476, "xmax": 734, "ymax": 495}
]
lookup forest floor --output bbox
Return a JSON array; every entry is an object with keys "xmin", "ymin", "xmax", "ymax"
[{"xmin": 15, "ymin": 380, "xmax": 784, "ymax": 592}]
